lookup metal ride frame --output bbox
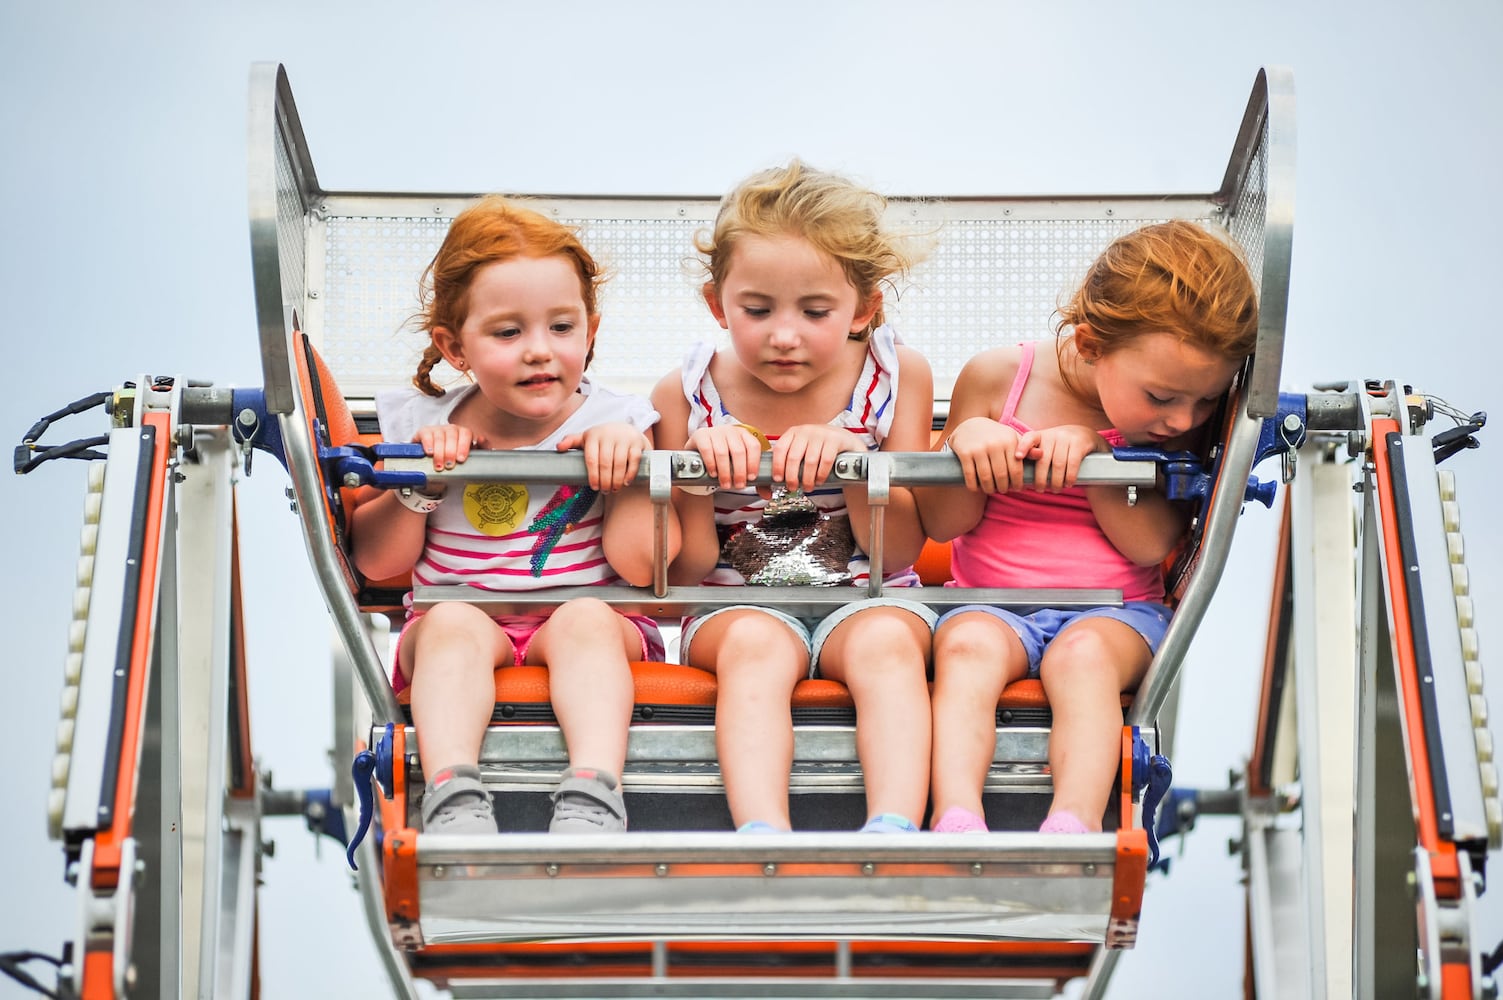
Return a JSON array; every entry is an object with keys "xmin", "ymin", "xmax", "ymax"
[{"xmin": 20, "ymin": 60, "xmax": 1497, "ymax": 999}]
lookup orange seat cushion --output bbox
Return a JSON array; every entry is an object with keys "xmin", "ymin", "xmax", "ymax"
[
  {"xmin": 395, "ymin": 663, "xmax": 857, "ymax": 710},
  {"xmin": 391, "ymin": 663, "xmax": 1120, "ymax": 713},
  {"xmin": 913, "ymin": 537, "xmax": 952, "ymax": 586}
]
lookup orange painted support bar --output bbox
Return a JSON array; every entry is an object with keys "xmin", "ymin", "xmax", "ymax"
[
  {"xmin": 381, "ymin": 725, "xmax": 422, "ymax": 930},
  {"xmin": 92, "ymin": 411, "xmax": 172, "ymax": 883},
  {"xmin": 1106, "ymin": 727, "xmax": 1148, "ymax": 948},
  {"xmin": 1369, "ymin": 417, "xmax": 1460, "ymax": 896},
  {"xmin": 79, "ymin": 949, "xmax": 114, "ymax": 1000},
  {"xmin": 228, "ymin": 497, "xmax": 256, "ymax": 799},
  {"xmin": 1247, "ymin": 492, "xmax": 1292, "ymax": 797},
  {"xmin": 406, "ymin": 939, "xmax": 1096, "ymax": 983}
]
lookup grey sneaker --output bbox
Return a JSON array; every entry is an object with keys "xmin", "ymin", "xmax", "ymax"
[
  {"xmin": 421, "ymin": 766, "xmax": 496, "ymax": 835},
  {"xmin": 548, "ymin": 768, "xmax": 627, "ymax": 833}
]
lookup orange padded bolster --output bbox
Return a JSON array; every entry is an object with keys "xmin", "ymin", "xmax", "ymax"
[
  {"xmin": 996, "ymin": 678, "xmax": 1132, "ymax": 711},
  {"xmin": 395, "ymin": 663, "xmax": 857, "ymax": 710},
  {"xmin": 913, "ymin": 537, "xmax": 953, "ymax": 586},
  {"xmin": 391, "ymin": 663, "xmax": 1121, "ymax": 714}
]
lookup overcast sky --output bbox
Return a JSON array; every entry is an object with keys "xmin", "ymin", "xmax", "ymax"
[{"xmin": 3, "ymin": 3, "xmax": 1501, "ymax": 998}]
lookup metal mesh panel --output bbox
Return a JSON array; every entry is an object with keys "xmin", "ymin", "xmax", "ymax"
[
  {"xmin": 893, "ymin": 217, "xmax": 1165, "ymax": 385},
  {"xmin": 322, "ymin": 215, "xmax": 452, "ymax": 388},
  {"xmin": 1224, "ymin": 115, "xmax": 1269, "ymax": 295},
  {"xmin": 565, "ymin": 215, "xmax": 710, "ymax": 393},
  {"xmin": 315, "ymin": 205, "xmax": 1225, "ymax": 399},
  {"xmin": 274, "ymin": 123, "xmax": 306, "ymax": 312}
]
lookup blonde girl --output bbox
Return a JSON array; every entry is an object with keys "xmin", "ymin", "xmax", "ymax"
[{"xmin": 651, "ymin": 161, "xmax": 936, "ymax": 834}]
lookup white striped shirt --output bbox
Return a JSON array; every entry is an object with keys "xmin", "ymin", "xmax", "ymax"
[{"xmin": 375, "ymin": 380, "xmax": 659, "ymax": 594}]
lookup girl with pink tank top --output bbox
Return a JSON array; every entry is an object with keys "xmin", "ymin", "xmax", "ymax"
[{"xmin": 915, "ymin": 221, "xmax": 1259, "ymax": 836}]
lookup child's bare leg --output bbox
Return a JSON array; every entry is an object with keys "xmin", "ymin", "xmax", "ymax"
[
  {"xmin": 401, "ymin": 602, "xmax": 513, "ymax": 834},
  {"xmin": 527, "ymin": 597, "xmax": 638, "ymax": 777},
  {"xmin": 686, "ymin": 609, "xmax": 808, "ymax": 830},
  {"xmin": 929, "ymin": 612, "xmax": 1029, "ymax": 825},
  {"xmin": 1037, "ymin": 619, "xmax": 1152, "ymax": 831},
  {"xmin": 816, "ymin": 606, "xmax": 932, "ymax": 827},
  {"xmin": 402, "ymin": 602, "xmax": 514, "ymax": 773},
  {"xmin": 526, "ymin": 598, "xmax": 639, "ymax": 832}
]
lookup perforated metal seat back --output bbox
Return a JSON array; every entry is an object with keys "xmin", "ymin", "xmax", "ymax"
[{"xmin": 257, "ymin": 65, "xmax": 1285, "ymax": 409}]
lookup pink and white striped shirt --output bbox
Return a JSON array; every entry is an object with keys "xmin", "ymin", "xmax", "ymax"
[{"xmin": 375, "ymin": 380, "xmax": 660, "ymax": 595}]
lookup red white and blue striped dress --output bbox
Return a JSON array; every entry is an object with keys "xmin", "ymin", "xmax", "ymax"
[{"xmin": 680, "ymin": 324, "xmax": 919, "ymax": 590}]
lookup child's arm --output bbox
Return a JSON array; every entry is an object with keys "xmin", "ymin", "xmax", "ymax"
[
  {"xmin": 558, "ymin": 421, "xmax": 683, "ymax": 587},
  {"xmin": 650, "ymin": 371, "xmax": 724, "ymax": 586},
  {"xmin": 913, "ymin": 349, "xmax": 1020, "ymax": 542},
  {"xmin": 1019, "ymin": 424, "xmax": 1190, "ymax": 566},
  {"xmin": 1084, "ymin": 484, "xmax": 1190, "ymax": 566},
  {"xmin": 841, "ymin": 344, "xmax": 932, "ymax": 569},
  {"xmin": 349, "ymin": 422, "xmax": 481, "ymax": 581}
]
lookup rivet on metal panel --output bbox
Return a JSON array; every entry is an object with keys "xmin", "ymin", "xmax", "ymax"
[
  {"xmin": 432, "ymin": 866, "xmax": 445, "ymax": 879},
  {"xmin": 763, "ymin": 863, "xmax": 777, "ymax": 876},
  {"xmin": 655, "ymin": 863, "xmax": 669, "ymax": 877},
  {"xmin": 862, "ymin": 863, "xmax": 875, "ymax": 876},
  {"xmin": 970, "ymin": 863, "xmax": 983, "ymax": 876},
  {"xmin": 1084, "ymin": 863, "xmax": 1097, "ymax": 876},
  {"xmin": 545, "ymin": 863, "xmax": 560, "ymax": 877},
  {"xmin": 434, "ymin": 205, "xmax": 443, "ymax": 215},
  {"xmin": 309, "ymin": 290, "xmax": 319, "ymax": 299}
]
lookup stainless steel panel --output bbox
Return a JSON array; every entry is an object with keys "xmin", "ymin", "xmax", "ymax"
[{"xmin": 414, "ymin": 832, "xmax": 1116, "ymax": 945}]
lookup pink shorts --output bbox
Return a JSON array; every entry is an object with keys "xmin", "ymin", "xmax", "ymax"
[{"xmin": 391, "ymin": 610, "xmax": 665, "ymax": 693}]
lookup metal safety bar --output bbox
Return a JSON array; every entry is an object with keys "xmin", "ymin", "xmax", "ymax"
[{"xmin": 387, "ymin": 449, "xmax": 1144, "ymax": 616}]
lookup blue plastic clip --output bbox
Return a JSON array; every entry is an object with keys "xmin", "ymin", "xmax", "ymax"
[
  {"xmin": 345, "ymin": 723, "xmax": 397, "ymax": 871},
  {"xmin": 1131, "ymin": 728, "xmax": 1175, "ymax": 873}
]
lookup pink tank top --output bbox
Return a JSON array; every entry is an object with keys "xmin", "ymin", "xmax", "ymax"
[{"xmin": 947, "ymin": 342, "xmax": 1165, "ymax": 603}]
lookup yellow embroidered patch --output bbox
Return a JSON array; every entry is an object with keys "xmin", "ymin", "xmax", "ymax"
[{"xmin": 463, "ymin": 482, "xmax": 528, "ymax": 536}]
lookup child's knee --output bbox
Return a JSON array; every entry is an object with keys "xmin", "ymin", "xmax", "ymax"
[
  {"xmin": 934, "ymin": 614, "xmax": 1010, "ymax": 665},
  {"xmin": 718, "ymin": 612, "xmax": 805, "ymax": 658},
  {"xmin": 844, "ymin": 609, "xmax": 930, "ymax": 660},
  {"xmin": 548, "ymin": 596, "xmax": 617, "ymax": 631},
  {"xmin": 417, "ymin": 600, "xmax": 496, "ymax": 633}
]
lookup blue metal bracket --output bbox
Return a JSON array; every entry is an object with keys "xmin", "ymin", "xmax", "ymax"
[
  {"xmin": 1111, "ymin": 446, "xmax": 1276, "ymax": 509},
  {"xmin": 299, "ymin": 788, "xmax": 349, "ymax": 847},
  {"xmin": 1131, "ymin": 728, "xmax": 1175, "ymax": 873},
  {"xmin": 1252, "ymin": 391, "xmax": 1309, "ymax": 468},
  {"xmin": 345, "ymin": 723, "xmax": 397, "ymax": 871},
  {"xmin": 318, "ymin": 440, "xmax": 431, "ymax": 491},
  {"xmin": 228, "ymin": 388, "xmax": 287, "ymax": 476}
]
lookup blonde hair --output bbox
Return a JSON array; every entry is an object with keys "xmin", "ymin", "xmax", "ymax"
[
  {"xmin": 695, "ymin": 160, "xmax": 924, "ymax": 340},
  {"xmin": 411, "ymin": 196, "xmax": 606, "ymax": 397},
  {"xmin": 1057, "ymin": 220, "xmax": 1259, "ymax": 375}
]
